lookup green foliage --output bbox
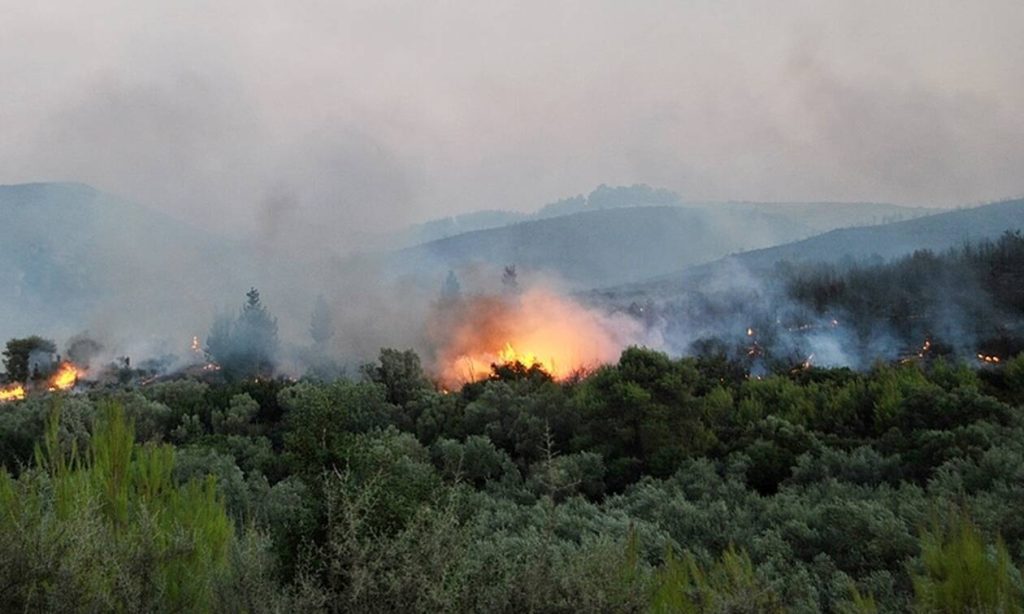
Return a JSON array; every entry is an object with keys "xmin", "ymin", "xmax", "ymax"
[
  {"xmin": 650, "ymin": 545, "xmax": 784, "ymax": 613},
  {"xmin": 911, "ymin": 513, "xmax": 1024, "ymax": 613},
  {"xmin": 361, "ymin": 348, "xmax": 431, "ymax": 407},
  {"xmin": 0, "ymin": 343, "xmax": 1023, "ymax": 611},
  {"xmin": 280, "ymin": 379, "xmax": 393, "ymax": 473},
  {"xmin": 0, "ymin": 401, "xmax": 234, "ymax": 612}
]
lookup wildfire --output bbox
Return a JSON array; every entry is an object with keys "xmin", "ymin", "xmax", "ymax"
[
  {"xmin": 48, "ymin": 362, "xmax": 82, "ymax": 391},
  {"xmin": 977, "ymin": 353, "xmax": 1001, "ymax": 364},
  {"xmin": 497, "ymin": 342, "xmax": 555, "ymax": 373},
  {"xmin": 0, "ymin": 383, "xmax": 25, "ymax": 403},
  {"xmin": 745, "ymin": 327, "xmax": 763, "ymax": 358},
  {"xmin": 433, "ymin": 286, "xmax": 648, "ymax": 387},
  {"xmin": 191, "ymin": 335, "xmax": 202, "ymax": 353},
  {"xmin": 918, "ymin": 339, "xmax": 932, "ymax": 358}
]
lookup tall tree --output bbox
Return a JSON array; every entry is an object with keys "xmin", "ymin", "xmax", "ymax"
[
  {"xmin": 309, "ymin": 295, "xmax": 334, "ymax": 348},
  {"xmin": 237, "ymin": 288, "xmax": 279, "ymax": 378},
  {"xmin": 206, "ymin": 288, "xmax": 279, "ymax": 379},
  {"xmin": 441, "ymin": 270, "xmax": 461, "ymax": 302},
  {"xmin": 2, "ymin": 336, "xmax": 56, "ymax": 383}
]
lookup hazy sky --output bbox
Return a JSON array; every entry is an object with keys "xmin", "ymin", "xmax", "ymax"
[{"xmin": 2, "ymin": 0, "xmax": 1023, "ymax": 246}]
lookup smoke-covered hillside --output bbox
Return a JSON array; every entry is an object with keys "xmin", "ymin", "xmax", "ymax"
[
  {"xmin": 591, "ymin": 199, "xmax": 1024, "ymax": 370},
  {"xmin": 0, "ymin": 183, "xmax": 271, "ymax": 353},
  {"xmin": 388, "ymin": 203, "xmax": 922, "ymax": 289},
  {"xmin": 393, "ymin": 183, "xmax": 929, "ymax": 248},
  {"xmin": 0, "ymin": 181, "xmax": 1011, "ymax": 377},
  {"xmin": 607, "ymin": 197, "xmax": 1024, "ymax": 300}
]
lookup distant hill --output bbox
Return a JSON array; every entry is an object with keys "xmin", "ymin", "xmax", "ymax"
[
  {"xmin": 600, "ymin": 198, "xmax": 1024, "ymax": 301},
  {"xmin": 391, "ymin": 209, "xmax": 529, "ymax": 247},
  {"xmin": 393, "ymin": 184, "xmax": 930, "ymax": 248},
  {"xmin": 0, "ymin": 183, "xmax": 257, "ymax": 345},
  {"xmin": 697, "ymin": 201, "xmax": 934, "ymax": 234},
  {"xmin": 389, "ymin": 205, "xmax": 827, "ymax": 288}
]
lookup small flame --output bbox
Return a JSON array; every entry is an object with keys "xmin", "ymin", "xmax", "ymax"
[
  {"xmin": 0, "ymin": 383, "xmax": 25, "ymax": 403},
  {"xmin": 48, "ymin": 362, "xmax": 81, "ymax": 391},
  {"xmin": 918, "ymin": 339, "xmax": 932, "ymax": 358}
]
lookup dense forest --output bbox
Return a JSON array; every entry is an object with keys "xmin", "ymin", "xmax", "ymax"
[
  {"xmin": 2, "ymin": 342, "xmax": 1024, "ymax": 612},
  {"xmin": 784, "ymin": 231, "xmax": 1024, "ymax": 357}
]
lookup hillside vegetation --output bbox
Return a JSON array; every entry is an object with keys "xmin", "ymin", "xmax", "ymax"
[
  {"xmin": 612, "ymin": 198, "xmax": 1024, "ymax": 300},
  {"xmin": 2, "ymin": 346, "xmax": 1024, "ymax": 612}
]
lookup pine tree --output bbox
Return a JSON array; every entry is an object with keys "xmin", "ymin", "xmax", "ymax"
[
  {"xmin": 441, "ymin": 270, "xmax": 461, "ymax": 302},
  {"xmin": 237, "ymin": 288, "xmax": 279, "ymax": 378},
  {"xmin": 310, "ymin": 295, "xmax": 334, "ymax": 348},
  {"xmin": 206, "ymin": 288, "xmax": 279, "ymax": 379}
]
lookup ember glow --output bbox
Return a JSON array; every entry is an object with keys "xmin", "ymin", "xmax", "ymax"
[
  {"xmin": 48, "ymin": 361, "xmax": 82, "ymax": 391},
  {"xmin": 433, "ymin": 286, "xmax": 648, "ymax": 387},
  {"xmin": 0, "ymin": 383, "xmax": 25, "ymax": 403}
]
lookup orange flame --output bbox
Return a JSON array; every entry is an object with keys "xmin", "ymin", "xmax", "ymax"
[
  {"xmin": 433, "ymin": 287, "xmax": 647, "ymax": 387},
  {"xmin": 498, "ymin": 342, "xmax": 552, "ymax": 370},
  {"xmin": 48, "ymin": 362, "xmax": 81, "ymax": 391},
  {"xmin": 0, "ymin": 383, "xmax": 25, "ymax": 403}
]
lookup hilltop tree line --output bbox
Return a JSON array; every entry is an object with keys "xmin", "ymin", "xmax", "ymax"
[
  {"xmin": 2, "ymin": 345, "xmax": 1024, "ymax": 611},
  {"xmin": 782, "ymin": 231, "xmax": 1024, "ymax": 356},
  {"xmin": 642, "ymin": 231, "xmax": 1024, "ymax": 372}
]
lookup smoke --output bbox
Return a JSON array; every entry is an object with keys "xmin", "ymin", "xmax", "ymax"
[
  {"xmin": 2, "ymin": 1, "xmax": 1023, "ymax": 381},
  {"xmin": 3, "ymin": 0, "xmax": 1024, "ymax": 241},
  {"xmin": 611, "ymin": 242, "xmax": 1024, "ymax": 373}
]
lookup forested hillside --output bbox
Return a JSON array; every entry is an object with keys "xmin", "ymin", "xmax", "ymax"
[
  {"xmin": 0, "ymin": 183, "xmax": 256, "ymax": 343},
  {"xmin": 593, "ymin": 231, "xmax": 1024, "ymax": 375},
  {"xmin": 614, "ymin": 198, "xmax": 1024, "ymax": 301}
]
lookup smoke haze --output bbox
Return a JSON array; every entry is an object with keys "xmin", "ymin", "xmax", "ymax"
[
  {"xmin": 3, "ymin": 2, "xmax": 1024, "ymax": 380},
  {"xmin": 3, "ymin": 0, "xmax": 1024, "ymax": 251}
]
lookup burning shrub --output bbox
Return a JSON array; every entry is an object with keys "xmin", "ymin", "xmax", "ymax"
[{"xmin": 430, "ymin": 286, "xmax": 650, "ymax": 389}]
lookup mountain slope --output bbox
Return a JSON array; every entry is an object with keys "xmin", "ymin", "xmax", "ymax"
[
  {"xmin": 395, "ymin": 183, "xmax": 929, "ymax": 248},
  {"xmin": 0, "ymin": 182, "xmax": 256, "ymax": 345},
  {"xmin": 600, "ymin": 198, "xmax": 1024, "ymax": 301},
  {"xmin": 389, "ymin": 205, "xmax": 825, "ymax": 288}
]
